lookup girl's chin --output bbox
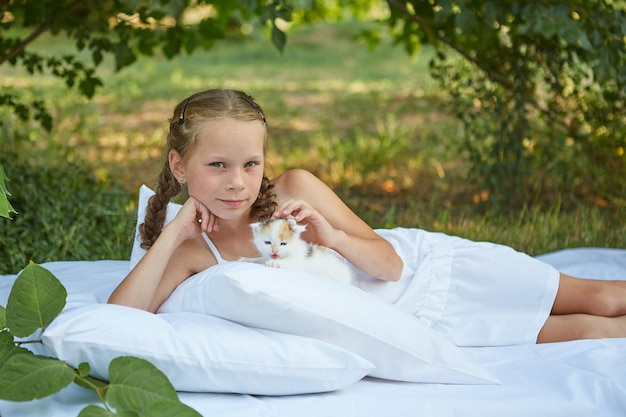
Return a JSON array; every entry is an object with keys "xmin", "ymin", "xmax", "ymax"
[{"xmin": 211, "ymin": 208, "xmax": 251, "ymax": 221}]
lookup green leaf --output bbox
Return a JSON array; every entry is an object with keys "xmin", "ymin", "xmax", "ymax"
[
  {"xmin": 77, "ymin": 405, "xmax": 116, "ymax": 417},
  {"xmin": 6, "ymin": 262, "xmax": 67, "ymax": 338},
  {"xmin": 162, "ymin": 26, "xmax": 184, "ymax": 59},
  {"xmin": 79, "ymin": 74, "xmax": 104, "ymax": 98},
  {"xmin": 32, "ymin": 99, "xmax": 53, "ymax": 131},
  {"xmin": 78, "ymin": 361, "xmax": 91, "ymax": 377},
  {"xmin": 271, "ymin": 23, "xmax": 286, "ymax": 53},
  {"xmin": 145, "ymin": 400, "xmax": 202, "ymax": 417},
  {"xmin": 78, "ymin": 404, "xmax": 141, "ymax": 417},
  {"xmin": 105, "ymin": 357, "xmax": 201, "ymax": 416},
  {"xmin": 0, "ymin": 305, "xmax": 6, "ymax": 328},
  {"xmin": 78, "ymin": 406, "xmax": 139, "ymax": 417},
  {"xmin": 0, "ymin": 164, "xmax": 18, "ymax": 219},
  {"xmin": 112, "ymin": 42, "xmax": 137, "ymax": 71},
  {"xmin": 0, "ymin": 354, "xmax": 75, "ymax": 401},
  {"xmin": 114, "ymin": 411, "xmax": 139, "ymax": 417},
  {"xmin": 0, "ymin": 330, "xmax": 28, "ymax": 365}
]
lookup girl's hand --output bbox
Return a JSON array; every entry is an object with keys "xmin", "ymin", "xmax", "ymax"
[
  {"xmin": 171, "ymin": 196, "xmax": 219, "ymax": 240},
  {"xmin": 273, "ymin": 199, "xmax": 338, "ymax": 247}
]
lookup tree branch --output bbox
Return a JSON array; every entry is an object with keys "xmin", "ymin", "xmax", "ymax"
[
  {"xmin": 384, "ymin": 0, "xmax": 512, "ymax": 89},
  {"xmin": 0, "ymin": 0, "xmax": 86, "ymax": 67},
  {"xmin": 0, "ymin": 23, "xmax": 51, "ymax": 66},
  {"xmin": 384, "ymin": 0, "xmax": 477, "ymax": 62}
]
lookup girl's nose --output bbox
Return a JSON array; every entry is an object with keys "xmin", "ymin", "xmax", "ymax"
[{"xmin": 227, "ymin": 168, "xmax": 245, "ymax": 190}]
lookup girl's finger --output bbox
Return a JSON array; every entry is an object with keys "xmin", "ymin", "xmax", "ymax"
[
  {"xmin": 191, "ymin": 199, "xmax": 215, "ymax": 233},
  {"xmin": 207, "ymin": 213, "xmax": 219, "ymax": 233},
  {"xmin": 275, "ymin": 199, "xmax": 310, "ymax": 219}
]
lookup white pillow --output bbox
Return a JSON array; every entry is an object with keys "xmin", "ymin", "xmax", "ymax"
[
  {"xmin": 129, "ymin": 185, "xmax": 181, "ymax": 270},
  {"xmin": 159, "ymin": 262, "xmax": 499, "ymax": 385},
  {"xmin": 41, "ymin": 303, "xmax": 374, "ymax": 395}
]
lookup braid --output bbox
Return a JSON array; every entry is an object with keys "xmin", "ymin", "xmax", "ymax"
[
  {"xmin": 139, "ymin": 160, "xmax": 182, "ymax": 249},
  {"xmin": 250, "ymin": 176, "xmax": 277, "ymax": 221}
]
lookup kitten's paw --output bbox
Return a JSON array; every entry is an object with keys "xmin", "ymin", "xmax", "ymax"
[{"xmin": 266, "ymin": 260, "xmax": 281, "ymax": 268}]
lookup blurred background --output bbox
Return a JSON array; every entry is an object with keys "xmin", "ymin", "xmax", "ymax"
[{"xmin": 1, "ymin": 1, "xmax": 624, "ymax": 274}]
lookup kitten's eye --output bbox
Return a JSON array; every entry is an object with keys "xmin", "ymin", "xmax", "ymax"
[
  {"xmin": 264, "ymin": 241, "xmax": 271, "ymax": 245},
  {"xmin": 280, "ymin": 242, "xmax": 287, "ymax": 246}
]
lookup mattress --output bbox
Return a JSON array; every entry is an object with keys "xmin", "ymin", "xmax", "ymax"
[{"xmin": 1, "ymin": 247, "xmax": 625, "ymax": 417}]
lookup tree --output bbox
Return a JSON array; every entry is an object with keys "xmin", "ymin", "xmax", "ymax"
[
  {"xmin": 381, "ymin": 0, "xmax": 625, "ymax": 206},
  {"xmin": 1, "ymin": 0, "xmax": 625, "ymax": 212},
  {"xmin": 0, "ymin": 0, "xmax": 296, "ymax": 218},
  {"xmin": 0, "ymin": 0, "xmax": 292, "ymax": 136}
]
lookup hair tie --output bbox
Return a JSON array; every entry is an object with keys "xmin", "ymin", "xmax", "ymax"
[{"xmin": 178, "ymin": 98, "xmax": 191, "ymax": 125}]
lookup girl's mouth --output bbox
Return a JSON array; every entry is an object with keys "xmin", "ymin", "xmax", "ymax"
[{"xmin": 220, "ymin": 199, "xmax": 245, "ymax": 208}]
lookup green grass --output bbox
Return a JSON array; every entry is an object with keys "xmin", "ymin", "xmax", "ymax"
[{"xmin": 1, "ymin": 21, "xmax": 624, "ymax": 272}]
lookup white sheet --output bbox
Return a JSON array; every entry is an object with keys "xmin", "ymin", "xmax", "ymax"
[{"xmin": 1, "ymin": 247, "xmax": 626, "ymax": 417}]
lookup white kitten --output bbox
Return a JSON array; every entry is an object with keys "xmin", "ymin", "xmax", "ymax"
[{"xmin": 239, "ymin": 218, "xmax": 353, "ymax": 285}]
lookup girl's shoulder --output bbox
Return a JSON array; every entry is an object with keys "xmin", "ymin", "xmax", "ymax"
[
  {"xmin": 272, "ymin": 168, "xmax": 316, "ymax": 187},
  {"xmin": 272, "ymin": 169, "xmax": 327, "ymax": 198},
  {"xmin": 173, "ymin": 235, "xmax": 218, "ymax": 275}
]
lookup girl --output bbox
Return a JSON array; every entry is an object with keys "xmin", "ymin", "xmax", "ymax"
[{"xmin": 108, "ymin": 88, "xmax": 626, "ymax": 346}]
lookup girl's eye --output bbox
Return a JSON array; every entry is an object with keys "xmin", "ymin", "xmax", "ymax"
[
  {"xmin": 210, "ymin": 162, "xmax": 225, "ymax": 168},
  {"xmin": 245, "ymin": 161, "xmax": 259, "ymax": 168}
]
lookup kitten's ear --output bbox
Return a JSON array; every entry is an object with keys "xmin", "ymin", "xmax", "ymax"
[
  {"xmin": 291, "ymin": 222, "xmax": 307, "ymax": 235},
  {"xmin": 249, "ymin": 222, "xmax": 261, "ymax": 231}
]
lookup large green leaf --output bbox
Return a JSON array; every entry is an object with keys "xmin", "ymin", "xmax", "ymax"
[
  {"xmin": 105, "ymin": 357, "xmax": 201, "ymax": 417},
  {"xmin": 77, "ymin": 405, "xmax": 116, "ymax": 417},
  {"xmin": 0, "ymin": 353, "xmax": 75, "ymax": 401},
  {"xmin": 77, "ymin": 406, "xmax": 141, "ymax": 416},
  {"xmin": 145, "ymin": 400, "xmax": 202, "ymax": 417},
  {"xmin": 6, "ymin": 262, "xmax": 67, "ymax": 337}
]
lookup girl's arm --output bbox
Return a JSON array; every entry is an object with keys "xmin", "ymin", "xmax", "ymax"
[
  {"xmin": 108, "ymin": 197, "xmax": 217, "ymax": 312},
  {"xmin": 272, "ymin": 169, "xmax": 403, "ymax": 282}
]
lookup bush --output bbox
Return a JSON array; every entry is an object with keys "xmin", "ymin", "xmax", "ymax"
[
  {"xmin": 0, "ymin": 155, "xmax": 134, "ymax": 274},
  {"xmin": 386, "ymin": 0, "xmax": 626, "ymax": 208}
]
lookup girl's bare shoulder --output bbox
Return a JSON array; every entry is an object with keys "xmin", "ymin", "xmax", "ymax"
[
  {"xmin": 272, "ymin": 169, "xmax": 326, "ymax": 198},
  {"xmin": 170, "ymin": 235, "xmax": 218, "ymax": 276},
  {"xmin": 272, "ymin": 168, "xmax": 314, "ymax": 187}
]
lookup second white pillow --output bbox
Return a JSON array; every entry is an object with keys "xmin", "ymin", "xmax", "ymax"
[{"xmin": 159, "ymin": 262, "xmax": 499, "ymax": 385}]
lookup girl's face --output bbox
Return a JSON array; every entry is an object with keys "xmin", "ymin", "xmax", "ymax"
[{"xmin": 175, "ymin": 118, "xmax": 266, "ymax": 222}]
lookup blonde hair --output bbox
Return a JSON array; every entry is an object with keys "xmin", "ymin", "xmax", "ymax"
[{"xmin": 139, "ymin": 89, "xmax": 276, "ymax": 249}]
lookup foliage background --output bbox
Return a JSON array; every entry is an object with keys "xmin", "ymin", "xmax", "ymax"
[{"xmin": 1, "ymin": 1, "xmax": 625, "ymax": 275}]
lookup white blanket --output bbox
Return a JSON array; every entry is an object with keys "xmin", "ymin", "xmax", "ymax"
[{"xmin": 1, "ymin": 247, "xmax": 626, "ymax": 417}]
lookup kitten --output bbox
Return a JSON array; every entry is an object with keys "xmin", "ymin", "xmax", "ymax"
[{"xmin": 239, "ymin": 218, "xmax": 353, "ymax": 285}]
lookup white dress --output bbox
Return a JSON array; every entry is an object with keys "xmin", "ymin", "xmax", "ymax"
[{"xmin": 350, "ymin": 228, "xmax": 560, "ymax": 347}]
